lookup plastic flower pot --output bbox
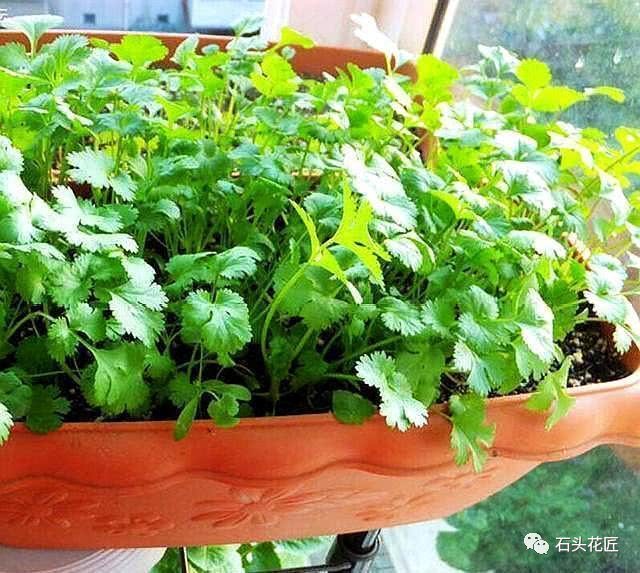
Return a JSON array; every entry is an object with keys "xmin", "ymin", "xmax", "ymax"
[
  {"xmin": 0, "ymin": 30, "xmax": 639, "ymax": 550},
  {"xmin": 0, "ymin": 362, "xmax": 638, "ymax": 550}
]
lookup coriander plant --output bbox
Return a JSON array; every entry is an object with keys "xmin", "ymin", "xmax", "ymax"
[{"xmin": 1, "ymin": 14, "xmax": 639, "ymax": 469}]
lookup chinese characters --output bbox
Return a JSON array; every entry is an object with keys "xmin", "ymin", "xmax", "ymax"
[{"xmin": 555, "ymin": 536, "xmax": 619, "ymax": 553}]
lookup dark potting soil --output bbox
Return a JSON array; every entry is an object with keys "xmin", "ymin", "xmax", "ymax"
[
  {"xmin": 434, "ymin": 320, "xmax": 629, "ymax": 404},
  {"xmin": 54, "ymin": 321, "xmax": 630, "ymax": 423},
  {"xmin": 561, "ymin": 322, "xmax": 629, "ymax": 388},
  {"xmin": 491, "ymin": 320, "xmax": 629, "ymax": 399}
]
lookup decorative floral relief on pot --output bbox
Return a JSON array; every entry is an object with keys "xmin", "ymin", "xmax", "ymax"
[
  {"xmin": 356, "ymin": 465, "xmax": 499, "ymax": 522},
  {"xmin": 191, "ymin": 484, "xmax": 379, "ymax": 529},
  {"xmin": 93, "ymin": 513, "xmax": 175, "ymax": 536},
  {"xmin": 0, "ymin": 486, "xmax": 100, "ymax": 528}
]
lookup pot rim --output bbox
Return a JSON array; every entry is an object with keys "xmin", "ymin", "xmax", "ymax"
[{"xmin": 0, "ymin": 28, "xmax": 388, "ymax": 69}]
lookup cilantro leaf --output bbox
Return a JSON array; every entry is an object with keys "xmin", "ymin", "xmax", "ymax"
[
  {"xmin": 397, "ymin": 346, "xmax": 444, "ymax": 406},
  {"xmin": 343, "ymin": 146, "xmax": 417, "ymax": 230},
  {"xmin": 526, "ymin": 357, "xmax": 575, "ymax": 429},
  {"xmin": 204, "ymin": 380, "xmax": 251, "ymax": 428},
  {"xmin": 0, "ymin": 135, "xmax": 23, "ymax": 173},
  {"xmin": 251, "ymin": 53, "xmax": 300, "ymax": 97},
  {"xmin": 332, "ymin": 390, "xmax": 376, "ymax": 425},
  {"xmin": 277, "ymin": 27, "xmax": 315, "ymax": 49},
  {"xmin": 1, "ymin": 15, "xmax": 63, "ymax": 54},
  {"xmin": 517, "ymin": 289, "xmax": 556, "ymax": 366},
  {"xmin": 449, "ymin": 393, "xmax": 496, "ymax": 471},
  {"xmin": 109, "ymin": 258, "xmax": 167, "ymax": 346},
  {"xmin": 67, "ymin": 149, "xmax": 113, "ymax": 189},
  {"xmin": 597, "ymin": 169, "xmax": 631, "ymax": 225},
  {"xmin": 68, "ymin": 303, "xmax": 106, "ymax": 343},
  {"xmin": 379, "ymin": 296, "xmax": 425, "ymax": 336},
  {"xmin": 181, "ymin": 289, "xmax": 252, "ymax": 363},
  {"xmin": 67, "ymin": 149, "xmax": 135, "ymax": 200},
  {"xmin": 166, "ymin": 247, "xmax": 260, "ymax": 293},
  {"xmin": 516, "ymin": 59, "xmax": 551, "ymax": 89},
  {"xmin": 384, "ymin": 232, "xmax": 425, "ymax": 271},
  {"xmin": 300, "ymin": 293, "xmax": 350, "ymax": 330},
  {"xmin": 47, "ymin": 317, "xmax": 78, "ymax": 362},
  {"xmin": 355, "ymin": 351, "xmax": 427, "ymax": 431},
  {"xmin": 50, "ymin": 254, "xmax": 92, "ymax": 307},
  {"xmin": 454, "ymin": 340, "xmax": 493, "ymax": 396},
  {"xmin": 25, "ymin": 385, "xmax": 70, "ymax": 434},
  {"xmin": 506, "ymin": 230, "xmax": 566, "ymax": 259},
  {"xmin": 0, "ymin": 371, "xmax": 32, "ymax": 418},
  {"xmin": 423, "ymin": 298, "xmax": 457, "ymax": 337},
  {"xmin": 332, "ymin": 182, "xmax": 391, "ymax": 284},
  {"xmin": 92, "ymin": 344, "xmax": 149, "ymax": 415},
  {"xmin": 110, "ymin": 35, "xmax": 168, "ymax": 67},
  {"xmin": 0, "ymin": 403, "xmax": 12, "ymax": 445}
]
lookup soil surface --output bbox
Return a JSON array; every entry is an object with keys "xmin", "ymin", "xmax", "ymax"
[
  {"xmin": 495, "ymin": 321, "xmax": 629, "ymax": 399},
  {"xmin": 56, "ymin": 321, "xmax": 630, "ymax": 423},
  {"xmin": 561, "ymin": 322, "xmax": 629, "ymax": 388}
]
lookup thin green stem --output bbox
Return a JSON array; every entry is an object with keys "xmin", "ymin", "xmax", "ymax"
[
  {"xmin": 6, "ymin": 311, "xmax": 54, "ymax": 340},
  {"xmin": 290, "ymin": 327, "xmax": 315, "ymax": 365},
  {"xmin": 318, "ymin": 373, "xmax": 360, "ymax": 383},
  {"xmin": 24, "ymin": 370, "xmax": 69, "ymax": 379},
  {"xmin": 332, "ymin": 335, "xmax": 404, "ymax": 368},
  {"xmin": 260, "ymin": 262, "xmax": 310, "ymax": 403},
  {"xmin": 186, "ymin": 344, "xmax": 200, "ymax": 382},
  {"xmin": 321, "ymin": 329, "xmax": 342, "ymax": 359}
]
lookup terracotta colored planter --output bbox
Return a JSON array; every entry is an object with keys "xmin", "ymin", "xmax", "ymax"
[
  {"xmin": 0, "ymin": 30, "xmax": 639, "ymax": 550},
  {"xmin": 0, "ymin": 369, "xmax": 639, "ymax": 550}
]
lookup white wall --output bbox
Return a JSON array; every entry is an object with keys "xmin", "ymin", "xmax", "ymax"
[
  {"xmin": 48, "ymin": 0, "xmax": 185, "ymax": 30},
  {"xmin": 3, "ymin": 1, "xmax": 49, "ymax": 17},
  {"xmin": 263, "ymin": 0, "xmax": 437, "ymax": 54}
]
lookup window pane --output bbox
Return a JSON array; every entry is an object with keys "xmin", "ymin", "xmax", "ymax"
[
  {"xmin": 2, "ymin": 0, "xmax": 266, "ymax": 33},
  {"xmin": 442, "ymin": 0, "xmax": 640, "ymax": 131}
]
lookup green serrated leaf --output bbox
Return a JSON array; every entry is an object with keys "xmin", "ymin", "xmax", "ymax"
[
  {"xmin": 67, "ymin": 149, "xmax": 113, "ymax": 189},
  {"xmin": 68, "ymin": 303, "xmax": 106, "ymax": 342},
  {"xmin": 449, "ymin": 393, "xmax": 495, "ymax": 472},
  {"xmin": 251, "ymin": 52, "xmax": 300, "ymax": 97},
  {"xmin": 332, "ymin": 390, "xmax": 375, "ymax": 425},
  {"xmin": 277, "ymin": 27, "xmax": 315, "ymax": 49},
  {"xmin": 0, "ymin": 371, "xmax": 32, "ymax": 417},
  {"xmin": 110, "ymin": 35, "xmax": 168, "ymax": 67},
  {"xmin": 109, "ymin": 258, "xmax": 167, "ymax": 346},
  {"xmin": 25, "ymin": 385, "xmax": 70, "ymax": 434},
  {"xmin": 526, "ymin": 357, "xmax": 575, "ymax": 429},
  {"xmin": 379, "ymin": 296, "xmax": 425, "ymax": 336},
  {"xmin": 181, "ymin": 289, "xmax": 252, "ymax": 363},
  {"xmin": 92, "ymin": 344, "xmax": 149, "ymax": 414},
  {"xmin": 355, "ymin": 351, "xmax": 427, "ymax": 431},
  {"xmin": 1, "ymin": 15, "xmax": 64, "ymax": 54},
  {"xmin": 47, "ymin": 317, "xmax": 78, "ymax": 362},
  {"xmin": 0, "ymin": 402, "xmax": 12, "ymax": 445}
]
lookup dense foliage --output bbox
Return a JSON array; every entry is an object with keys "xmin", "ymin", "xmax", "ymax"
[{"xmin": 1, "ymin": 14, "xmax": 639, "ymax": 468}]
